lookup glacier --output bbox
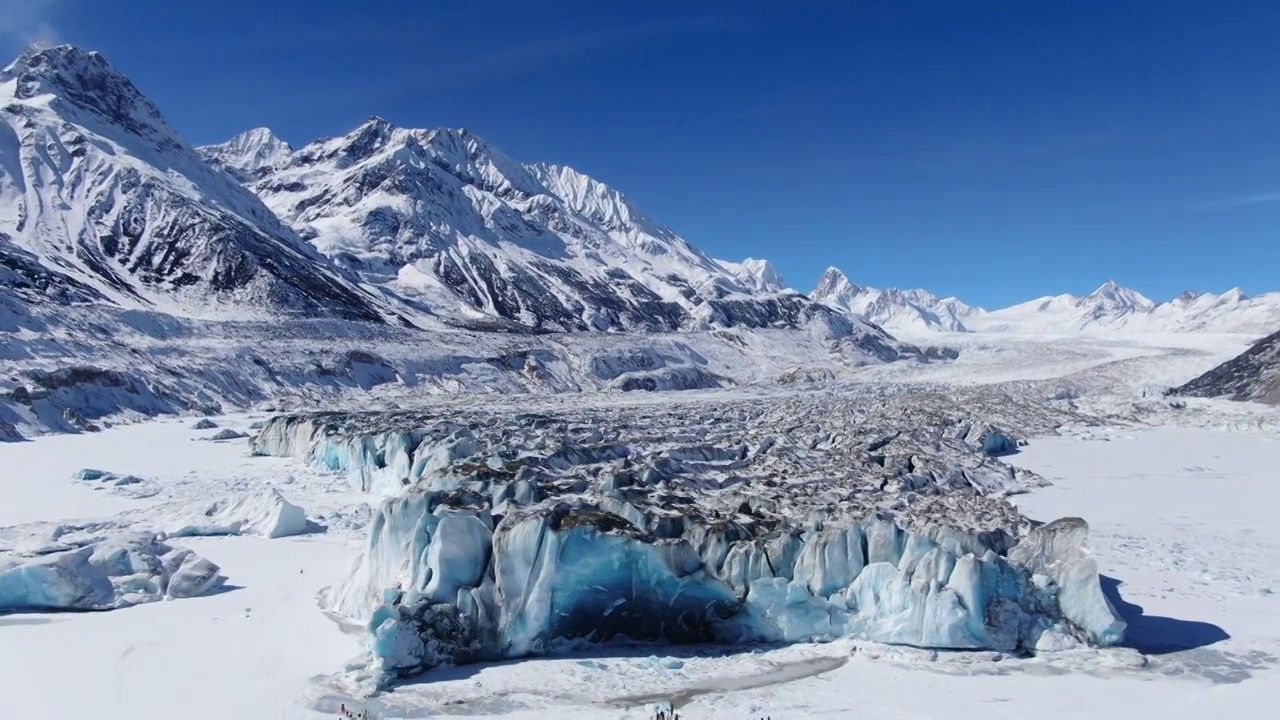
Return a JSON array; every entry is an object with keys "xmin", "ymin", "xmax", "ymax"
[
  {"xmin": 251, "ymin": 392, "xmax": 1123, "ymax": 689},
  {"xmin": 336, "ymin": 492, "xmax": 1115, "ymax": 687},
  {"xmin": 0, "ymin": 534, "xmax": 225, "ymax": 611}
]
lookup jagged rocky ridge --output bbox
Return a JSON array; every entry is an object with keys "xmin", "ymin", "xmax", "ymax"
[
  {"xmin": 811, "ymin": 267, "xmax": 977, "ymax": 333},
  {"xmin": 1170, "ymin": 327, "xmax": 1280, "ymax": 404},
  {"xmin": 200, "ymin": 120, "xmax": 868, "ymax": 335},
  {"xmin": 0, "ymin": 44, "xmax": 959, "ymax": 440},
  {"xmin": 0, "ymin": 42, "xmax": 905, "ymax": 342},
  {"xmin": 251, "ymin": 390, "xmax": 1122, "ymax": 688}
]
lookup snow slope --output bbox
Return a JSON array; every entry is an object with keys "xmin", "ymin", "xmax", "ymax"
[
  {"xmin": 0, "ymin": 45, "xmax": 391, "ymax": 324},
  {"xmin": 970, "ymin": 280, "xmax": 1158, "ymax": 333},
  {"xmin": 954, "ymin": 281, "xmax": 1278, "ymax": 336},
  {"xmin": 203, "ymin": 120, "xmax": 846, "ymax": 333},
  {"xmin": 718, "ymin": 257, "xmax": 787, "ymax": 293}
]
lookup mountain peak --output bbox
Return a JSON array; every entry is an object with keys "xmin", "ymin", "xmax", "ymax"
[
  {"xmin": 1089, "ymin": 279, "xmax": 1122, "ymax": 295},
  {"xmin": 0, "ymin": 45, "xmax": 386, "ymax": 323},
  {"xmin": 238, "ymin": 126, "xmax": 287, "ymax": 145},
  {"xmin": 359, "ymin": 115, "xmax": 396, "ymax": 132},
  {"xmin": 3, "ymin": 43, "xmax": 101, "ymax": 80},
  {"xmin": 819, "ymin": 266, "xmax": 847, "ymax": 282},
  {"xmin": 1082, "ymin": 279, "xmax": 1154, "ymax": 312},
  {"xmin": 723, "ymin": 258, "xmax": 786, "ymax": 293},
  {"xmin": 198, "ymin": 127, "xmax": 294, "ymax": 180},
  {"xmin": 810, "ymin": 269, "xmax": 974, "ymax": 333},
  {"xmin": 2, "ymin": 44, "xmax": 181, "ymax": 150},
  {"xmin": 812, "ymin": 267, "xmax": 864, "ymax": 299}
]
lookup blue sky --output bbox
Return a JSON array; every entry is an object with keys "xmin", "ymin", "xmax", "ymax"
[{"xmin": 4, "ymin": 0, "xmax": 1280, "ymax": 308}]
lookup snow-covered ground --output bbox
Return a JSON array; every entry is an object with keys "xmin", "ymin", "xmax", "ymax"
[
  {"xmin": 297, "ymin": 425, "xmax": 1280, "ymax": 720},
  {"xmin": 0, "ymin": 418, "xmax": 369, "ymax": 718},
  {"xmin": 1, "ymin": 335, "xmax": 1278, "ymax": 718}
]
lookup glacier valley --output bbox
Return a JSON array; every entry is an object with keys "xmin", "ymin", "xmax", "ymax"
[{"xmin": 0, "ymin": 42, "xmax": 1277, "ymax": 720}]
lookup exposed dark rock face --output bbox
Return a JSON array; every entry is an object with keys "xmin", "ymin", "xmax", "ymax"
[{"xmin": 1170, "ymin": 328, "xmax": 1280, "ymax": 404}]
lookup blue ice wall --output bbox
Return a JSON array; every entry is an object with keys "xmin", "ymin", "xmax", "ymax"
[{"xmin": 330, "ymin": 493, "xmax": 1122, "ymax": 688}]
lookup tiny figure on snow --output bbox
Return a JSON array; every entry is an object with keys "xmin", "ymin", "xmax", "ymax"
[{"xmin": 339, "ymin": 702, "xmax": 371, "ymax": 719}]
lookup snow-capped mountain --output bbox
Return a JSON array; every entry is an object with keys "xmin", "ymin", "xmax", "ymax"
[
  {"xmin": 1172, "ymin": 327, "xmax": 1280, "ymax": 403},
  {"xmin": 968, "ymin": 281, "xmax": 1280, "ymax": 335},
  {"xmin": 720, "ymin": 257, "xmax": 787, "ymax": 293},
  {"xmin": 810, "ymin": 267, "xmax": 978, "ymax": 333},
  {"xmin": 1143, "ymin": 288, "xmax": 1280, "ymax": 333},
  {"xmin": 199, "ymin": 127, "xmax": 293, "ymax": 182},
  {"xmin": 810, "ymin": 267, "xmax": 1280, "ymax": 336},
  {"xmin": 969, "ymin": 280, "xmax": 1155, "ymax": 332},
  {"xmin": 0, "ymin": 45, "xmax": 389, "ymax": 323},
  {"xmin": 199, "ymin": 119, "xmax": 850, "ymax": 334},
  {"xmin": 0, "ymin": 42, "xmax": 897, "ymax": 346}
]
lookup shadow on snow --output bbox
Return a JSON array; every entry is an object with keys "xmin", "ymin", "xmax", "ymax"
[{"xmin": 1101, "ymin": 575, "xmax": 1230, "ymax": 655}]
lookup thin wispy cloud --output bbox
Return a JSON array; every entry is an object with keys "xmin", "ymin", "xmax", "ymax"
[
  {"xmin": 413, "ymin": 16, "xmax": 728, "ymax": 92},
  {"xmin": 0, "ymin": 0, "xmax": 61, "ymax": 52},
  {"xmin": 899, "ymin": 128, "xmax": 1119, "ymax": 177},
  {"xmin": 1208, "ymin": 191, "xmax": 1280, "ymax": 208},
  {"xmin": 201, "ymin": 15, "xmax": 731, "ymax": 113}
]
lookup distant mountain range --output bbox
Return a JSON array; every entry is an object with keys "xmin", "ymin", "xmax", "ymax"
[
  {"xmin": 811, "ymin": 268, "xmax": 977, "ymax": 333},
  {"xmin": 811, "ymin": 269, "xmax": 1280, "ymax": 336},
  {"xmin": 1, "ymin": 44, "xmax": 887, "ymax": 348},
  {"xmin": 3, "ymin": 43, "xmax": 1276, "ymax": 351}
]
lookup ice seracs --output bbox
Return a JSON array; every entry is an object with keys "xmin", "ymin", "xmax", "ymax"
[
  {"xmin": 250, "ymin": 389, "xmax": 1120, "ymax": 689},
  {"xmin": 0, "ymin": 534, "xmax": 225, "ymax": 611}
]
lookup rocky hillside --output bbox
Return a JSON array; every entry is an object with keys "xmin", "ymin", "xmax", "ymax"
[{"xmin": 1171, "ymin": 328, "xmax": 1280, "ymax": 404}]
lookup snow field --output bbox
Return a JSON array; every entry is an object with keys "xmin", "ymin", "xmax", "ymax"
[{"xmin": 0, "ymin": 341, "xmax": 1277, "ymax": 718}]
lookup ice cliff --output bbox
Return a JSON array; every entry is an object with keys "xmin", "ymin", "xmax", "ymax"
[
  {"xmin": 0, "ymin": 534, "xmax": 225, "ymax": 611},
  {"xmin": 251, "ymin": 391, "xmax": 1122, "ymax": 689},
  {"xmin": 337, "ymin": 491, "xmax": 1118, "ymax": 685}
]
